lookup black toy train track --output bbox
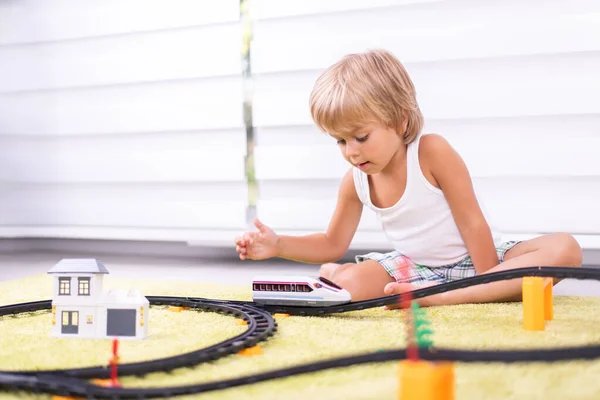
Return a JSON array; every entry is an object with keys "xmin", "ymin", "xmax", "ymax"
[
  {"xmin": 0, "ymin": 299, "xmax": 278, "ymax": 380},
  {"xmin": 0, "ymin": 266, "xmax": 599, "ymax": 399}
]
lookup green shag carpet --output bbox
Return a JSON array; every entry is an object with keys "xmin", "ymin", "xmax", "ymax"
[{"xmin": 1, "ymin": 274, "xmax": 600, "ymax": 400}]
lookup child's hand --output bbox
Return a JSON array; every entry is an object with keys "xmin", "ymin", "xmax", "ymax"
[{"xmin": 234, "ymin": 218, "xmax": 279, "ymax": 260}]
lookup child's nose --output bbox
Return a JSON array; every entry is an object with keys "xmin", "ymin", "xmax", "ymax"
[{"xmin": 345, "ymin": 142, "xmax": 360, "ymax": 157}]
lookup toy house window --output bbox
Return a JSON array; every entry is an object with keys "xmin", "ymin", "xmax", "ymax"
[
  {"xmin": 78, "ymin": 278, "xmax": 90, "ymax": 296},
  {"xmin": 59, "ymin": 278, "xmax": 71, "ymax": 295}
]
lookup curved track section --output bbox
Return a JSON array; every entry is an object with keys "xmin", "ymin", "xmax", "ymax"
[
  {"xmin": 0, "ymin": 266, "xmax": 599, "ymax": 399},
  {"xmin": 253, "ymin": 266, "xmax": 600, "ymax": 315},
  {"xmin": 0, "ymin": 298, "xmax": 277, "ymax": 379},
  {"xmin": 3, "ymin": 345, "xmax": 600, "ymax": 399}
]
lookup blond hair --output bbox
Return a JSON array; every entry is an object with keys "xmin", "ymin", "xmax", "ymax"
[{"xmin": 309, "ymin": 49, "xmax": 423, "ymax": 144}]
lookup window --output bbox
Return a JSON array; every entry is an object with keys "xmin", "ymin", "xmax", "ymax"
[
  {"xmin": 253, "ymin": 282, "xmax": 312, "ymax": 292},
  {"xmin": 297, "ymin": 284, "xmax": 313, "ymax": 292},
  {"xmin": 59, "ymin": 278, "xmax": 71, "ymax": 295},
  {"xmin": 78, "ymin": 278, "xmax": 90, "ymax": 296}
]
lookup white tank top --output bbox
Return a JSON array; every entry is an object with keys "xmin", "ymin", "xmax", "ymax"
[{"xmin": 352, "ymin": 133, "xmax": 501, "ymax": 267}]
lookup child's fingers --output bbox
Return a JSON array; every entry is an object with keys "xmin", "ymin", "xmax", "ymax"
[
  {"xmin": 254, "ymin": 218, "xmax": 267, "ymax": 232},
  {"xmin": 243, "ymin": 232, "xmax": 254, "ymax": 244},
  {"xmin": 235, "ymin": 231, "xmax": 258, "ymax": 261}
]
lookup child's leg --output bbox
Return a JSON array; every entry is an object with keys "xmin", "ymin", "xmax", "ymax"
[
  {"xmin": 319, "ymin": 260, "xmax": 396, "ymax": 301},
  {"xmin": 384, "ymin": 232, "xmax": 582, "ymax": 307}
]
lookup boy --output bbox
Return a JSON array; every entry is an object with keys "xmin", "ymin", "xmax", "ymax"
[{"xmin": 234, "ymin": 49, "xmax": 582, "ymax": 307}]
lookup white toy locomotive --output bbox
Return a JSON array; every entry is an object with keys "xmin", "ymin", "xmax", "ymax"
[{"xmin": 252, "ymin": 275, "xmax": 352, "ymax": 307}]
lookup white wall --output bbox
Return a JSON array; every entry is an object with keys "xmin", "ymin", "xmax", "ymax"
[
  {"xmin": 251, "ymin": 0, "xmax": 600, "ymax": 250},
  {"xmin": 0, "ymin": 0, "xmax": 248, "ymax": 245}
]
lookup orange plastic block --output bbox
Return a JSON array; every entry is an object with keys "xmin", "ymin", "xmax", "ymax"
[
  {"xmin": 522, "ymin": 277, "xmax": 553, "ymax": 331},
  {"xmin": 168, "ymin": 306, "xmax": 189, "ymax": 312},
  {"xmin": 398, "ymin": 360, "xmax": 454, "ymax": 400},
  {"xmin": 91, "ymin": 378, "xmax": 121, "ymax": 388},
  {"xmin": 274, "ymin": 313, "xmax": 290, "ymax": 319},
  {"xmin": 52, "ymin": 396, "xmax": 83, "ymax": 400},
  {"xmin": 238, "ymin": 345, "xmax": 263, "ymax": 356},
  {"xmin": 399, "ymin": 360, "xmax": 454, "ymax": 400},
  {"xmin": 543, "ymin": 278, "xmax": 554, "ymax": 321},
  {"xmin": 236, "ymin": 319, "xmax": 248, "ymax": 326}
]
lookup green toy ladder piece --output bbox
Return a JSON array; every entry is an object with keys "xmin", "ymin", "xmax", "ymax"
[{"xmin": 411, "ymin": 302, "xmax": 435, "ymax": 348}]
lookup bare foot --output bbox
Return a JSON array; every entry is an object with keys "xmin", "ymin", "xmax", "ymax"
[{"xmin": 383, "ymin": 281, "xmax": 440, "ymax": 309}]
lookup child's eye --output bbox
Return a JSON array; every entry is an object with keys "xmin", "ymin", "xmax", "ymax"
[
  {"xmin": 356, "ymin": 134, "xmax": 369, "ymax": 142},
  {"xmin": 336, "ymin": 139, "xmax": 345, "ymax": 145}
]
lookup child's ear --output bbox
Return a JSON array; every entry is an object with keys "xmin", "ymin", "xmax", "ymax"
[
  {"xmin": 397, "ymin": 112, "xmax": 409, "ymax": 136},
  {"xmin": 402, "ymin": 111, "xmax": 409, "ymax": 131}
]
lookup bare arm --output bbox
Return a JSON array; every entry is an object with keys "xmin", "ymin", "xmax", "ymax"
[
  {"xmin": 422, "ymin": 134, "xmax": 499, "ymax": 274},
  {"xmin": 275, "ymin": 169, "xmax": 364, "ymax": 264}
]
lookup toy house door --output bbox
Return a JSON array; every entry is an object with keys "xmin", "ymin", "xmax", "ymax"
[
  {"xmin": 61, "ymin": 311, "xmax": 79, "ymax": 334},
  {"xmin": 106, "ymin": 309, "xmax": 135, "ymax": 337}
]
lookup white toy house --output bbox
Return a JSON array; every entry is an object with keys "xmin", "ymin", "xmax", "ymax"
[{"xmin": 48, "ymin": 258, "xmax": 149, "ymax": 340}]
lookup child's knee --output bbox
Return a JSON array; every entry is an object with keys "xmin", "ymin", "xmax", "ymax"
[
  {"xmin": 319, "ymin": 262, "xmax": 352, "ymax": 282},
  {"xmin": 319, "ymin": 263, "xmax": 340, "ymax": 279},
  {"xmin": 551, "ymin": 233, "xmax": 582, "ymax": 267}
]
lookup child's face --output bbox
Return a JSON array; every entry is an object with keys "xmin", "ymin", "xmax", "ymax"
[{"xmin": 330, "ymin": 120, "xmax": 404, "ymax": 174}]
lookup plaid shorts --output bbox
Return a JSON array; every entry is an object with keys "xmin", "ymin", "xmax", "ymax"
[{"xmin": 355, "ymin": 241, "xmax": 521, "ymax": 286}]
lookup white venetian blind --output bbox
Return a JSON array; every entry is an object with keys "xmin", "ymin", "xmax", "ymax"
[
  {"xmin": 0, "ymin": 0, "xmax": 247, "ymax": 244},
  {"xmin": 251, "ymin": 0, "xmax": 600, "ymax": 251}
]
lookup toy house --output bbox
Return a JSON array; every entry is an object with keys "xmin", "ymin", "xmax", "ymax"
[{"xmin": 48, "ymin": 258, "xmax": 149, "ymax": 340}]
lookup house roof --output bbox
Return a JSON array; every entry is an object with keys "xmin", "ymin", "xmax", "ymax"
[
  {"xmin": 97, "ymin": 288, "xmax": 148, "ymax": 305},
  {"xmin": 47, "ymin": 258, "xmax": 110, "ymax": 274}
]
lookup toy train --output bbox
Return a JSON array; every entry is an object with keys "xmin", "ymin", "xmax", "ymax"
[{"xmin": 252, "ymin": 275, "xmax": 352, "ymax": 307}]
